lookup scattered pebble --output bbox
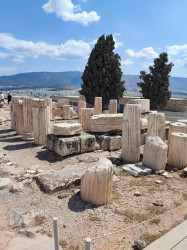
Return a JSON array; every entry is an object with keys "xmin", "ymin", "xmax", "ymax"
[
  {"xmin": 134, "ymin": 191, "xmax": 141, "ymax": 197},
  {"xmin": 153, "ymin": 200, "xmax": 163, "ymax": 206},
  {"xmin": 155, "ymin": 180, "xmax": 162, "ymax": 184}
]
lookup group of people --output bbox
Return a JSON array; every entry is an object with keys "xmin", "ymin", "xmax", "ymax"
[{"xmin": 0, "ymin": 92, "xmax": 12, "ymax": 104}]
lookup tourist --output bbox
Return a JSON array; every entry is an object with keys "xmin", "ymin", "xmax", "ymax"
[
  {"xmin": 0, "ymin": 92, "xmax": 4, "ymax": 103},
  {"xmin": 8, "ymin": 93, "xmax": 12, "ymax": 104}
]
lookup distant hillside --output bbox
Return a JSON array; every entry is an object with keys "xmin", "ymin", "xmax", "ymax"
[
  {"xmin": 0, "ymin": 71, "xmax": 82, "ymax": 89},
  {"xmin": 0, "ymin": 71, "xmax": 186, "ymax": 93}
]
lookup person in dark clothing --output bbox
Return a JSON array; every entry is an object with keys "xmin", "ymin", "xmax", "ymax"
[{"xmin": 8, "ymin": 93, "xmax": 12, "ymax": 104}]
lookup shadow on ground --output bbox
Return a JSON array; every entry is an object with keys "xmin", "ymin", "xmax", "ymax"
[
  {"xmin": 3, "ymin": 142, "xmax": 36, "ymax": 151},
  {"xmin": 68, "ymin": 193, "xmax": 97, "ymax": 213},
  {"xmin": 35, "ymin": 148, "xmax": 63, "ymax": 163}
]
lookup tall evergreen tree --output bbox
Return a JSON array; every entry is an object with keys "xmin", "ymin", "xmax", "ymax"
[
  {"xmin": 79, "ymin": 34, "xmax": 125, "ymax": 107},
  {"xmin": 137, "ymin": 52, "xmax": 174, "ymax": 110}
]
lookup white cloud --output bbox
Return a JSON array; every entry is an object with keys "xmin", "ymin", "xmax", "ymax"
[
  {"xmin": 121, "ymin": 59, "xmax": 133, "ymax": 66},
  {"xmin": 126, "ymin": 47, "xmax": 158, "ymax": 60},
  {"xmin": 114, "ymin": 33, "xmax": 121, "ymax": 37},
  {"xmin": 0, "ymin": 33, "xmax": 91, "ymax": 62},
  {"xmin": 113, "ymin": 36, "xmax": 123, "ymax": 49},
  {"xmin": 0, "ymin": 66, "xmax": 17, "ymax": 73},
  {"xmin": 42, "ymin": 0, "xmax": 100, "ymax": 26},
  {"xmin": 174, "ymin": 58, "xmax": 187, "ymax": 68},
  {"xmin": 0, "ymin": 51, "xmax": 9, "ymax": 58},
  {"xmin": 167, "ymin": 44, "xmax": 187, "ymax": 56}
]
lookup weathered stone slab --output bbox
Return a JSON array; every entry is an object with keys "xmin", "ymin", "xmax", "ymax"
[
  {"xmin": 35, "ymin": 163, "xmax": 96, "ymax": 193},
  {"xmin": 80, "ymin": 134, "xmax": 95, "ymax": 153},
  {"xmin": 58, "ymin": 99, "xmax": 69, "ymax": 108},
  {"xmin": 91, "ymin": 114, "xmax": 123, "ymax": 132},
  {"xmin": 143, "ymin": 136, "xmax": 168, "ymax": 171},
  {"xmin": 54, "ymin": 136, "xmax": 81, "ymax": 156},
  {"xmin": 127, "ymin": 99, "xmax": 150, "ymax": 113},
  {"xmin": 109, "ymin": 136, "xmax": 122, "ymax": 151},
  {"xmin": 122, "ymin": 164, "xmax": 152, "ymax": 177},
  {"xmin": 0, "ymin": 178, "xmax": 11, "ymax": 190},
  {"xmin": 47, "ymin": 133, "xmax": 96, "ymax": 156},
  {"xmin": 53, "ymin": 123, "xmax": 82, "ymax": 136}
]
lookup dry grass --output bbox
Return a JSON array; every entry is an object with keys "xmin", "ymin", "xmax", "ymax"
[
  {"xmin": 150, "ymin": 218, "xmax": 161, "ymax": 225},
  {"xmin": 182, "ymin": 192, "xmax": 187, "ymax": 200},
  {"xmin": 34, "ymin": 214, "xmax": 46, "ymax": 226},
  {"xmin": 142, "ymin": 232, "xmax": 162, "ymax": 245},
  {"xmin": 59, "ymin": 239, "xmax": 68, "ymax": 248},
  {"xmin": 89, "ymin": 216, "xmax": 101, "ymax": 222}
]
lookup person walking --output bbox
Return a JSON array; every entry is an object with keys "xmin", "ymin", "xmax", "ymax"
[
  {"xmin": 8, "ymin": 93, "xmax": 12, "ymax": 104},
  {"xmin": 0, "ymin": 92, "xmax": 4, "ymax": 103}
]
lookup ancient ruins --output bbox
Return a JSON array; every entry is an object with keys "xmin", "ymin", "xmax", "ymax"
[{"xmin": 0, "ymin": 94, "xmax": 187, "ymax": 249}]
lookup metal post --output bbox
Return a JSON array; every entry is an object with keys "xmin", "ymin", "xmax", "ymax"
[
  {"xmin": 85, "ymin": 237, "xmax": 92, "ymax": 250},
  {"xmin": 53, "ymin": 217, "xmax": 59, "ymax": 250}
]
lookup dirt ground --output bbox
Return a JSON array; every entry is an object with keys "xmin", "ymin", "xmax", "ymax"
[{"xmin": 0, "ymin": 105, "xmax": 187, "ymax": 250}]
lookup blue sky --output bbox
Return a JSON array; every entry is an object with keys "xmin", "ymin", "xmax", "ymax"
[{"xmin": 0, "ymin": 0, "xmax": 187, "ymax": 77}]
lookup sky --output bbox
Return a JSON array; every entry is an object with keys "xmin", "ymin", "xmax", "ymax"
[{"xmin": 0, "ymin": 0, "xmax": 187, "ymax": 77}]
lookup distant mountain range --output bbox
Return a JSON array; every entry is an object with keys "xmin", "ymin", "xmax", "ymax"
[{"xmin": 0, "ymin": 71, "xmax": 186, "ymax": 94}]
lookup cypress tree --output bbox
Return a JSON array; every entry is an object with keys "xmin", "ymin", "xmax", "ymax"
[
  {"xmin": 137, "ymin": 52, "xmax": 174, "ymax": 110},
  {"xmin": 79, "ymin": 34, "xmax": 125, "ymax": 107}
]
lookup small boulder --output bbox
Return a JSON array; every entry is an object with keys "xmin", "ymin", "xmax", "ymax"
[{"xmin": 134, "ymin": 239, "xmax": 147, "ymax": 249}]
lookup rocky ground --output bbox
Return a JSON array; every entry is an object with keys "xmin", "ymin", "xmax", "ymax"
[{"xmin": 0, "ymin": 105, "xmax": 187, "ymax": 250}]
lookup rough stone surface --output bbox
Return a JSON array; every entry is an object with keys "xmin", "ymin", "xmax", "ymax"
[
  {"xmin": 35, "ymin": 162, "xmax": 97, "ymax": 193},
  {"xmin": 78, "ymin": 100, "xmax": 86, "ymax": 120},
  {"xmin": 81, "ymin": 159, "xmax": 113, "ymax": 205},
  {"xmin": 32, "ymin": 100, "xmax": 51, "ymax": 145},
  {"xmin": 167, "ymin": 132, "xmax": 187, "ymax": 169},
  {"xmin": 58, "ymin": 99, "xmax": 69, "ymax": 108},
  {"xmin": 97, "ymin": 135, "xmax": 110, "ymax": 151},
  {"xmin": 53, "ymin": 123, "xmax": 82, "ymax": 136},
  {"xmin": 94, "ymin": 97, "xmax": 102, "ymax": 115},
  {"xmin": 80, "ymin": 134, "xmax": 96, "ymax": 153},
  {"xmin": 109, "ymin": 136, "xmax": 122, "ymax": 151},
  {"xmin": 168, "ymin": 122, "xmax": 187, "ymax": 142},
  {"xmin": 122, "ymin": 164, "xmax": 152, "ymax": 177},
  {"xmin": 81, "ymin": 108, "xmax": 93, "ymax": 132},
  {"xmin": 0, "ymin": 231, "xmax": 15, "ymax": 249},
  {"xmin": 0, "ymin": 178, "xmax": 11, "ymax": 190},
  {"xmin": 127, "ymin": 99, "xmax": 150, "ymax": 113},
  {"xmin": 47, "ymin": 133, "xmax": 96, "ymax": 156},
  {"xmin": 122, "ymin": 104, "xmax": 141, "ymax": 163},
  {"xmin": 143, "ymin": 136, "xmax": 168, "ymax": 171},
  {"xmin": 147, "ymin": 113, "xmax": 166, "ymax": 140},
  {"xmin": 63, "ymin": 105, "xmax": 71, "ymax": 120},
  {"xmin": 8, "ymin": 211, "xmax": 25, "ymax": 229},
  {"xmin": 109, "ymin": 99, "xmax": 117, "ymax": 114},
  {"xmin": 91, "ymin": 114, "xmax": 123, "ymax": 132}
]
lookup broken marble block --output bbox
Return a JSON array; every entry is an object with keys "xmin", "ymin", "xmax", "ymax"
[
  {"xmin": 143, "ymin": 136, "xmax": 168, "ymax": 171},
  {"xmin": 35, "ymin": 163, "xmax": 95, "ymax": 193},
  {"xmin": 109, "ymin": 136, "xmax": 122, "ymax": 151},
  {"xmin": 47, "ymin": 133, "xmax": 96, "ymax": 156},
  {"xmin": 81, "ymin": 159, "xmax": 113, "ymax": 205},
  {"xmin": 80, "ymin": 134, "xmax": 96, "ymax": 153},
  {"xmin": 122, "ymin": 164, "xmax": 152, "ymax": 177},
  {"xmin": 53, "ymin": 123, "xmax": 82, "ymax": 136}
]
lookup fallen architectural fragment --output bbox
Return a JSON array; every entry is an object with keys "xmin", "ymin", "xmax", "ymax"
[
  {"xmin": 32, "ymin": 99, "xmax": 51, "ymax": 145},
  {"xmin": 167, "ymin": 132, "xmax": 187, "ymax": 169},
  {"xmin": 91, "ymin": 114, "xmax": 123, "ymax": 132},
  {"xmin": 53, "ymin": 123, "xmax": 82, "ymax": 136},
  {"xmin": 147, "ymin": 113, "xmax": 166, "ymax": 140},
  {"xmin": 81, "ymin": 159, "xmax": 113, "ymax": 205},
  {"xmin": 109, "ymin": 99, "xmax": 117, "ymax": 114},
  {"xmin": 94, "ymin": 97, "xmax": 102, "ymax": 115},
  {"xmin": 127, "ymin": 99, "xmax": 150, "ymax": 113},
  {"xmin": 122, "ymin": 164, "xmax": 152, "ymax": 177},
  {"xmin": 168, "ymin": 122, "xmax": 187, "ymax": 142},
  {"xmin": 47, "ymin": 133, "xmax": 96, "ymax": 156},
  {"xmin": 143, "ymin": 136, "xmax": 168, "ymax": 171},
  {"xmin": 122, "ymin": 104, "xmax": 141, "ymax": 163}
]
